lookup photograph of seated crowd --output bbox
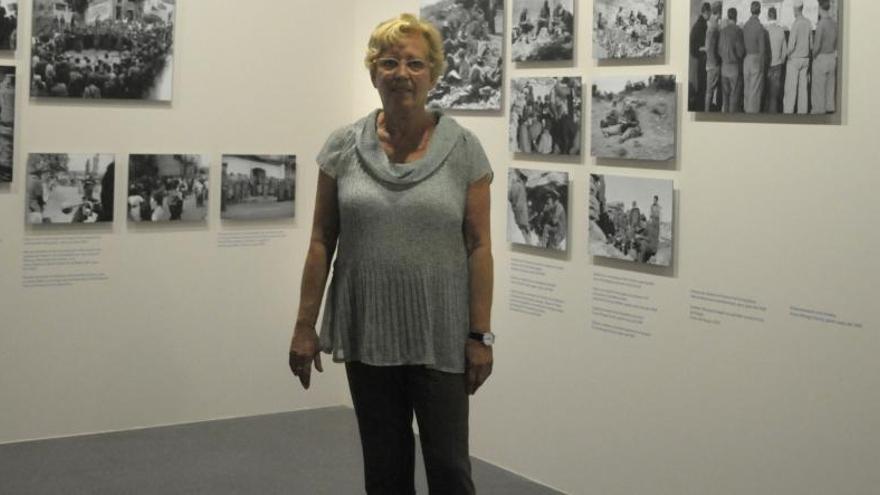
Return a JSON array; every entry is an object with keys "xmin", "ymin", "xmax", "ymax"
[
  {"xmin": 688, "ymin": 0, "xmax": 839, "ymax": 114},
  {"xmin": 0, "ymin": 66, "xmax": 14, "ymax": 183},
  {"xmin": 593, "ymin": 0, "xmax": 666, "ymax": 60},
  {"xmin": 422, "ymin": 0, "xmax": 504, "ymax": 110},
  {"xmin": 221, "ymin": 155, "xmax": 296, "ymax": 221},
  {"xmin": 511, "ymin": 0, "xmax": 574, "ymax": 62},
  {"xmin": 507, "ymin": 168, "xmax": 569, "ymax": 251},
  {"xmin": 0, "ymin": 0, "xmax": 17, "ymax": 50},
  {"xmin": 128, "ymin": 154, "xmax": 208, "ymax": 223},
  {"xmin": 509, "ymin": 77, "xmax": 582, "ymax": 155},
  {"xmin": 25, "ymin": 153, "xmax": 114, "ymax": 225},
  {"xmin": 31, "ymin": 0, "xmax": 176, "ymax": 101},
  {"xmin": 589, "ymin": 174, "xmax": 673, "ymax": 266}
]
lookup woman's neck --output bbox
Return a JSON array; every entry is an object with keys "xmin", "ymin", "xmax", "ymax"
[{"xmin": 378, "ymin": 107, "xmax": 434, "ymax": 145}]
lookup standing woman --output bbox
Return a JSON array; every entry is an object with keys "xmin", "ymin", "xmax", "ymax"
[{"xmin": 289, "ymin": 13, "xmax": 494, "ymax": 495}]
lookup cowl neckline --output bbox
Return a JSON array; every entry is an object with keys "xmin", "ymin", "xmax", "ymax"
[{"xmin": 355, "ymin": 109, "xmax": 462, "ymax": 186}]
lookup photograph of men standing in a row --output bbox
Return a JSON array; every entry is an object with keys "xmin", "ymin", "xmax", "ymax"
[{"xmin": 688, "ymin": 0, "xmax": 840, "ymax": 115}]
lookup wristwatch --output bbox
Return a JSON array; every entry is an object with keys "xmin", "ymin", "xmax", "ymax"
[{"xmin": 468, "ymin": 331, "xmax": 495, "ymax": 346}]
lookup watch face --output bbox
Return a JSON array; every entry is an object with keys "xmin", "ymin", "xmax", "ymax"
[{"xmin": 483, "ymin": 333, "xmax": 495, "ymax": 345}]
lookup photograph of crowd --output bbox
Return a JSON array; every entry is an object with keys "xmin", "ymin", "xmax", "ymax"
[
  {"xmin": 509, "ymin": 77, "xmax": 582, "ymax": 155},
  {"xmin": 589, "ymin": 174, "xmax": 673, "ymax": 266},
  {"xmin": 591, "ymin": 74, "xmax": 676, "ymax": 161},
  {"xmin": 221, "ymin": 155, "xmax": 296, "ymax": 221},
  {"xmin": 593, "ymin": 0, "xmax": 665, "ymax": 59},
  {"xmin": 128, "ymin": 154, "xmax": 209, "ymax": 223},
  {"xmin": 26, "ymin": 153, "xmax": 115, "ymax": 225},
  {"xmin": 688, "ymin": 0, "xmax": 840, "ymax": 114},
  {"xmin": 31, "ymin": 0, "xmax": 176, "ymax": 101},
  {"xmin": 0, "ymin": 66, "xmax": 13, "ymax": 183},
  {"xmin": 0, "ymin": 0, "xmax": 17, "ymax": 50},
  {"xmin": 422, "ymin": 0, "xmax": 504, "ymax": 110},
  {"xmin": 511, "ymin": 0, "xmax": 574, "ymax": 62},
  {"xmin": 508, "ymin": 168, "xmax": 569, "ymax": 251}
]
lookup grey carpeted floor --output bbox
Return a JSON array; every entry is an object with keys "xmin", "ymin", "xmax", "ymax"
[{"xmin": 0, "ymin": 406, "xmax": 562, "ymax": 494}]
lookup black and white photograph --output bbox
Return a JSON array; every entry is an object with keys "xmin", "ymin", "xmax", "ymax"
[
  {"xmin": 589, "ymin": 174, "xmax": 673, "ymax": 266},
  {"xmin": 31, "ymin": 0, "xmax": 175, "ymax": 101},
  {"xmin": 688, "ymin": 0, "xmax": 840, "ymax": 114},
  {"xmin": 593, "ymin": 0, "xmax": 666, "ymax": 60},
  {"xmin": 509, "ymin": 77, "xmax": 582, "ymax": 155},
  {"xmin": 127, "ymin": 154, "xmax": 209, "ymax": 223},
  {"xmin": 421, "ymin": 0, "xmax": 504, "ymax": 110},
  {"xmin": 25, "ymin": 153, "xmax": 115, "ymax": 225},
  {"xmin": 0, "ymin": 66, "xmax": 13, "ymax": 183},
  {"xmin": 511, "ymin": 0, "xmax": 574, "ymax": 62},
  {"xmin": 508, "ymin": 168, "xmax": 569, "ymax": 251},
  {"xmin": 0, "ymin": 0, "xmax": 17, "ymax": 50},
  {"xmin": 221, "ymin": 155, "xmax": 296, "ymax": 221},
  {"xmin": 591, "ymin": 74, "xmax": 676, "ymax": 161}
]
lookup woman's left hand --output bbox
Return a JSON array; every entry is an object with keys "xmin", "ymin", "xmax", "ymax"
[{"xmin": 465, "ymin": 340, "xmax": 493, "ymax": 395}]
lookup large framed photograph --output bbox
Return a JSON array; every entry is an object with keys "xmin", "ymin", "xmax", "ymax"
[
  {"xmin": 509, "ymin": 77, "xmax": 582, "ymax": 156},
  {"xmin": 511, "ymin": 0, "xmax": 574, "ymax": 62},
  {"xmin": 31, "ymin": 0, "xmax": 176, "ymax": 101},
  {"xmin": 593, "ymin": 0, "xmax": 666, "ymax": 60},
  {"xmin": 128, "ymin": 154, "xmax": 209, "ymax": 223},
  {"xmin": 221, "ymin": 155, "xmax": 296, "ymax": 220},
  {"xmin": 26, "ymin": 153, "xmax": 115, "ymax": 225},
  {"xmin": 591, "ymin": 74, "xmax": 676, "ymax": 161},
  {"xmin": 589, "ymin": 174, "xmax": 673, "ymax": 266},
  {"xmin": 507, "ymin": 168, "xmax": 569, "ymax": 251},
  {"xmin": 0, "ymin": 66, "xmax": 13, "ymax": 183},
  {"xmin": 0, "ymin": 1, "xmax": 17, "ymax": 50},
  {"xmin": 688, "ymin": 0, "xmax": 841, "ymax": 114},
  {"xmin": 421, "ymin": 0, "xmax": 504, "ymax": 110}
]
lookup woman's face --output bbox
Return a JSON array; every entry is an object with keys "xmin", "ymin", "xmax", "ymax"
[{"xmin": 372, "ymin": 34, "xmax": 434, "ymax": 112}]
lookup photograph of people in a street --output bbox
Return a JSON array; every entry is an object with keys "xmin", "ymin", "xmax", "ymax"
[
  {"xmin": 509, "ymin": 77, "xmax": 582, "ymax": 155},
  {"xmin": 591, "ymin": 74, "xmax": 676, "ymax": 161},
  {"xmin": 0, "ymin": 66, "xmax": 14, "ymax": 183},
  {"xmin": 589, "ymin": 174, "xmax": 673, "ymax": 266},
  {"xmin": 594, "ymin": 0, "xmax": 665, "ymax": 59},
  {"xmin": 221, "ymin": 155, "xmax": 296, "ymax": 221},
  {"xmin": 512, "ymin": 0, "xmax": 574, "ymax": 62},
  {"xmin": 26, "ymin": 153, "xmax": 115, "ymax": 225},
  {"xmin": 31, "ymin": 0, "xmax": 175, "ymax": 101},
  {"xmin": 422, "ymin": 0, "xmax": 504, "ymax": 110},
  {"xmin": 508, "ymin": 168, "xmax": 569, "ymax": 251},
  {"xmin": 127, "ymin": 154, "xmax": 209, "ymax": 223},
  {"xmin": 0, "ymin": 0, "xmax": 17, "ymax": 50},
  {"xmin": 688, "ymin": 0, "xmax": 840, "ymax": 114}
]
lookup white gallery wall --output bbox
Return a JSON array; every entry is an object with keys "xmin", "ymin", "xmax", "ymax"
[{"xmin": 1, "ymin": 1, "xmax": 879, "ymax": 495}]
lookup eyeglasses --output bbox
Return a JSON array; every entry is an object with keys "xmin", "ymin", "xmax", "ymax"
[{"xmin": 375, "ymin": 57, "xmax": 430, "ymax": 75}]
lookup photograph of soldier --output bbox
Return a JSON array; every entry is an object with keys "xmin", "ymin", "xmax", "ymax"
[
  {"xmin": 0, "ymin": 66, "xmax": 14, "ymax": 183},
  {"xmin": 422, "ymin": 0, "xmax": 504, "ymax": 110},
  {"xmin": 591, "ymin": 74, "xmax": 676, "ymax": 161},
  {"xmin": 511, "ymin": 0, "xmax": 574, "ymax": 62},
  {"xmin": 509, "ymin": 77, "xmax": 582, "ymax": 156},
  {"xmin": 507, "ymin": 168, "xmax": 569, "ymax": 251},
  {"xmin": 593, "ymin": 0, "xmax": 665, "ymax": 60},
  {"xmin": 127, "ymin": 154, "xmax": 208, "ymax": 223},
  {"xmin": 221, "ymin": 155, "xmax": 296, "ymax": 221},
  {"xmin": 30, "ymin": 0, "xmax": 176, "ymax": 101},
  {"xmin": 688, "ymin": 0, "xmax": 840, "ymax": 115},
  {"xmin": 25, "ymin": 153, "xmax": 115, "ymax": 225},
  {"xmin": 0, "ymin": 0, "xmax": 17, "ymax": 50},
  {"xmin": 589, "ymin": 174, "xmax": 673, "ymax": 266}
]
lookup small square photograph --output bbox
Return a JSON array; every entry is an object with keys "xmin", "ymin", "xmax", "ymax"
[
  {"xmin": 589, "ymin": 174, "xmax": 673, "ymax": 266},
  {"xmin": 127, "ymin": 154, "xmax": 209, "ymax": 223},
  {"xmin": 511, "ymin": 0, "xmax": 574, "ymax": 62},
  {"xmin": 421, "ymin": 0, "xmax": 504, "ymax": 110},
  {"xmin": 509, "ymin": 77, "xmax": 582, "ymax": 155},
  {"xmin": 591, "ymin": 74, "xmax": 676, "ymax": 161},
  {"xmin": 593, "ymin": 0, "xmax": 666, "ymax": 60},
  {"xmin": 25, "ymin": 153, "xmax": 115, "ymax": 225},
  {"xmin": 31, "ymin": 0, "xmax": 176, "ymax": 101},
  {"xmin": 0, "ymin": 66, "xmax": 14, "ymax": 183},
  {"xmin": 507, "ymin": 168, "xmax": 569, "ymax": 251},
  {"xmin": 0, "ymin": 1, "xmax": 17, "ymax": 50},
  {"xmin": 221, "ymin": 155, "xmax": 296, "ymax": 220}
]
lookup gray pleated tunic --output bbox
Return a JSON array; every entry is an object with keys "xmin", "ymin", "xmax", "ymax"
[{"xmin": 316, "ymin": 109, "xmax": 492, "ymax": 373}]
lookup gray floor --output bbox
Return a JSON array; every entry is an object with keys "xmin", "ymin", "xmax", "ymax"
[{"xmin": 0, "ymin": 407, "xmax": 562, "ymax": 494}]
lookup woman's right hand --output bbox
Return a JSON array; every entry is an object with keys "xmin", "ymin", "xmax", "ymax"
[{"xmin": 289, "ymin": 323, "xmax": 323, "ymax": 389}]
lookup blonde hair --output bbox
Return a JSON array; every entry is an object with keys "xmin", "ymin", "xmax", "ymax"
[{"xmin": 364, "ymin": 13, "xmax": 446, "ymax": 83}]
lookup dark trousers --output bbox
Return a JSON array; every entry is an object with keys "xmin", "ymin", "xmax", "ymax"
[{"xmin": 345, "ymin": 362, "xmax": 475, "ymax": 495}]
